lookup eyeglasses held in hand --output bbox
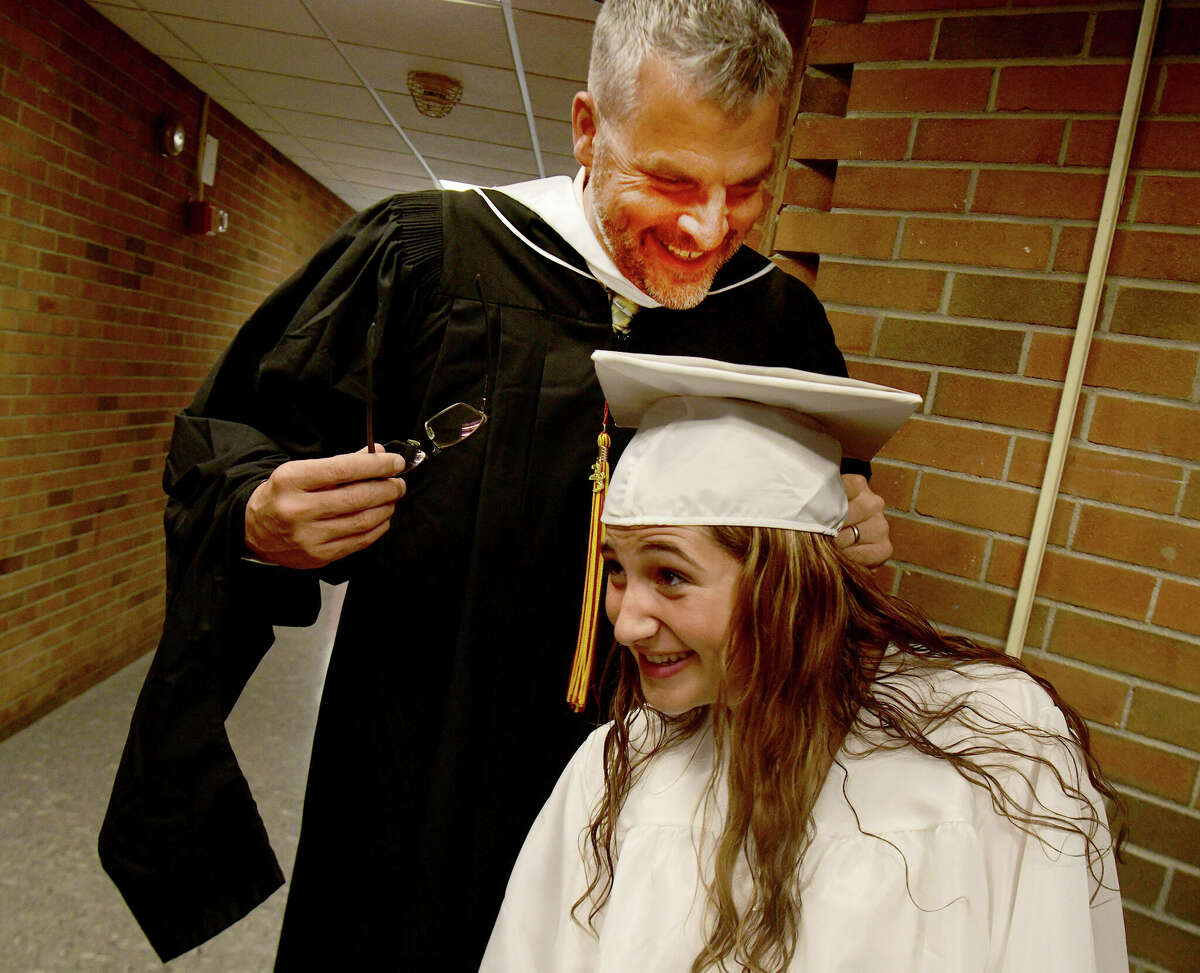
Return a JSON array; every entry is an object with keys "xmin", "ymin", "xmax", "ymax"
[{"xmin": 364, "ymin": 275, "xmax": 495, "ymax": 472}]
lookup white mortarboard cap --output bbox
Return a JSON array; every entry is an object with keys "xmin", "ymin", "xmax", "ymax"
[{"xmin": 595, "ymin": 352, "xmax": 922, "ymax": 535}]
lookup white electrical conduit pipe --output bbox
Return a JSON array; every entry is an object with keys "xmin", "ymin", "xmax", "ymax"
[
  {"xmin": 1004, "ymin": 0, "xmax": 1162, "ymax": 658},
  {"xmin": 500, "ymin": 0, "xmax": 546, "ymax": 178},
  {"xmin": 299, "ymin": 0, "xmax": 443, "ymax": 189}
]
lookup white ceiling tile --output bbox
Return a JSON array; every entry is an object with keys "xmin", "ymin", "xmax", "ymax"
[
  {"xmin": 258, "ymin": 130, "xmax": 319, "ymax": 159},
  {"xmin": 543, "ymin": 153, "xmax": 579, "ymax": 178},
  {"xmin": 330, "ymin": 156, "xmax": 531, "ymax": 192},
  {"xmin": 329, "ymin": 185, "xmax": 399, "ymax": 209},
  {"xmin": 293, "ymin": 157, "xmax": 342, "ymax": 182},
  {"xmin": 156, "ymin": 15, "xmax": 355, "ymax": 82},
  {"xmin": 511, "ymin": 0, "xmax": 599, "ymax": 21},
  {"xmin": 526, "ymin": 116, "xmax": 574, "ymax": 157},
  {"xmin": 89, "ymin": 4, "xmax": 199, "ymax": 59},
  {"xmin": 408, "ymin": 129, "xmax": 536, "ymax": 174},
  {"xmin": 524, "ymin": 72, "xmax": 586, "ymax": 119},
  {"xmin": 220, "ymin": 100, "xmax": 286, "ymax": 132},
  {"xmin": 326, "ymin": 166, "xmax": 436, "ymax": 195},
  {"xmin": 374, "ymin": 92, "xmax": 560, "ymax": 151},
  {"xmin": 86, "ymin": 0, "xmax": 598, "ymax": 217},
  {"xmin": 297, "ymin": 138, "xmax": 427, "ymax": 179},
  {"xmin": 342, "ymin": 44, "xmax": 525, "ymax": 115},
  {"xmin": 433, "ymin": 159, "xmax": 539, "ymax": 187},
  {"xmin": 162, "ymin": 57, "xmax": 248, "ymax": 102},
  {"xmin": 217, "ymin": 68, "xmax": 378, "ymax": 121},
  {"xmin": 511, "ymin": 9, "xmax": 592, "ymax": 80},
  {"xmin": 137, "ymin": 0, "xmax": 322, "ymax": 36},
  {"xmin": 266, "ymin": 109, "xmax": 397, "ymax": 149},
  {"xmin": 308, "ymin": 0, "xmax": 513, "ymax": 71}
]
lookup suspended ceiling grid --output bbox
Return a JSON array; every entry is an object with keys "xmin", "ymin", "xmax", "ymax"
[{"xmin": 85, "ymin": 0, "xmax": 600, "ymax": 210}]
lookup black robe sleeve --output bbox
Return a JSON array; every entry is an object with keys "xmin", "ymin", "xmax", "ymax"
[{"xmin": 97, "ymin": 193, "xmax": 444, "ymax": 961}]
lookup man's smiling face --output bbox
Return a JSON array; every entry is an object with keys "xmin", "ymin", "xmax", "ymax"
[{"xmin": 574, "ymin": 57, "xmax": 779, "ymax": 310}]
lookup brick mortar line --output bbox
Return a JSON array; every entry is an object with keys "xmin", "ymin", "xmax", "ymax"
[
  {"xmin": 843, "ymin": 60, "xmax": 1200, "ymax": 76},
  {"xmin": 827, "ymin": 305, "xmax": 1084, "ymax": 331},
  {"xmin": 1029, "ymin": 583, "xmax": 1200, "ymax": 646},
  {"xmin": 1016, "ymin": 328, "xmax": 1033, "ymax": 377},
  {"xmin": 1154, "ymin": 864, "xmax": 1175, "ymax": 914},
  {"xmin": 1129, "ymin": 960, "xmax": 1178, "ymax": 973},
  {"xmin": 857, "ymin": 4, "xmax": 1161, "ymax": 22},
  {"xmin": 844, "ymin": 346, "xmax": 1200, "ymax": 390},
  {"xmin": 1122, "ymin": 899, "xmax": 1200, "ymax": 937},
  {"xmin": 806, "ymin": 259, "xmax": 1200, "ymax": 291},
  {"xmin": 0, "ymin": 505, "xmax": 163, "ymax": 532},
  {"xmin": 903, "ymin": 525, "xmax": 1198, "ymax": 587},
  {"xmin": 890, "ymin": 611, "xmax": 1004, "ymax": 647},
  {"xmin": 1044, "ymin": 492, "xmax": 1200, "ymax": 527},
  {"xmin": 1118, "ymin": 679, "xmax": 1137, "ymax": 732},
  {"xmin": 1027, "ymin": 646, "xmax": 1200, "ymax": 704},
  {"xmin": 0, "ymin": 583, "xmax": 163, "ymax": 636},
  {"xmin": 0, "ymin": 528, "xmax": 164, "ymax": 569},
  {"xmin": 1088, "ymin": 719, "xmax": 1200, "ymax": 762},
  {"xmin": 846, "ymin": 56, "xmax": 1173, "ymax": 70},
  {"xmin": 1112, "ymin": 843, "xmax": 1200, "ymax": 877},
  {"xmin": 1000, "ymin": 432, "xmax": 1018, "ymax": 482},
  {"xmin": 869, "ymin": 434, "xmax": 1196, "ymax": 477},
  {"xmin": 789, "ymin": 159, "xmax": 1117, "ymax": 174},
  {"xmin": 889, "ymin": 508, "xmax": 1012, "ymax": 540},
  {"xmin": 0, "ymin": 629, "xmax": 163, "ymax": 695},
  {"xmin": 1113, "ymin": 782, "xmax": 1200, "ymax": 818},
  {"xmin": 844, "ymin": 108, "xmax": 1182, "ymax": 121},
  {"xmin": 0, "ymin": 530, "xmax": 163, "ymax": 582},
  {"xmin": 809, "ymin": 207, "xmax": 1200, "ymax": 235},
  {"xmin": 0, "ymin": 595, "xmax": 164, "ymax": 659},
  {"xmin": 1, "ymin": 576, "xmax": 163, "ymax": 625}
]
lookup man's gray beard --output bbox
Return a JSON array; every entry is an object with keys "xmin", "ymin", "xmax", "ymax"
[
  {"xmin": 592, "ymin": 170, "xmax": 726, "ymax": 311},
  {"xmin": 593, "ymin": 202, "xmax": 722, "ymax": 311}
]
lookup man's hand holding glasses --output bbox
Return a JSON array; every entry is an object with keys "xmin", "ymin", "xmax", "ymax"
[{"xmin": 242, "ymin": 277, "xmax": 495, "ymax": 571}]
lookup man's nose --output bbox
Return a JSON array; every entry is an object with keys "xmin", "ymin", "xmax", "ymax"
[{"xmin": 677, "ymin": 189, "xmax": 728, "ymax": 250}]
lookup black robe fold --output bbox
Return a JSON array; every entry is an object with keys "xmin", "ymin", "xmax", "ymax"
[{"xmin": 99, "ymin": 186, "xmax": 858, "ymax": 968}]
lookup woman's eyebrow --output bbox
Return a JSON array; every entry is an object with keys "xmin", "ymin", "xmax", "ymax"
[{"xmin": 638, "ymin": 540, "xmax": 702, "ymax": 568}]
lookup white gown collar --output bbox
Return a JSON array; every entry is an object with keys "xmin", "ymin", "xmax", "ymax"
[{"xmin": 486, "ymin": 169, "xmax": 661, "ymax": 308}]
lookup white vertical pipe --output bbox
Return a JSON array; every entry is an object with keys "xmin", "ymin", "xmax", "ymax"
[{"xmin": 1004, "ymin": 0, "xmax": 1162, "ymax": 658}]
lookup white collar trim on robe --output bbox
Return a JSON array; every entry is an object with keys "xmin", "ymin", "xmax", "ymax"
[{"xmin": 478, "ymin": 170, "xmax": 775, "ymax": 310}]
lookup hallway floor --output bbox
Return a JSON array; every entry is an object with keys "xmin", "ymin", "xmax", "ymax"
[{"xmin": 0, "ymin": 583, "xmax": 345, "ymax": 972}]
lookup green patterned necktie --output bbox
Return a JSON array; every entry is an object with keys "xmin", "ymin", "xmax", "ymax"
[{"xmin": 610, "ymin": 292, "xmax": 639, "ymax": 335}]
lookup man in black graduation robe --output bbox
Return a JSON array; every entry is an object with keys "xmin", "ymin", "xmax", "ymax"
[{"xmin": 99, "ymin": 2, "xmax": 889, "ymax": 968}]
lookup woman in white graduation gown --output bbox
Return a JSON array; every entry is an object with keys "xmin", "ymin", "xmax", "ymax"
[{"xmin": 483, "ymin": 352, "xmax": 1127, "ymax": 973}]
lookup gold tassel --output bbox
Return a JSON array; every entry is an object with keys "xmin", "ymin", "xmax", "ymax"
[{"xmin": 567, "ymin": 416, "xmax": 611, "ymax": 713}]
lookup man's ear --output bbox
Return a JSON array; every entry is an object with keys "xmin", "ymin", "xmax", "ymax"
[{"xmin": 572, "ymin": 91, "xmax": 598, "ymax": 169}]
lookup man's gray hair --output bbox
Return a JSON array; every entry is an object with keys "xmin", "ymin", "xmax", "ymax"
[{"xmin": 588, "ymin": 0, "xmax": 793, "ymax": 120}]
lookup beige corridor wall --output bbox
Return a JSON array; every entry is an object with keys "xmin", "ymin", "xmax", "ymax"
[
  {"xmin": 767, "ymin": 1, "xmax": 1200, "ymax": 969},
  {"xmin": 0, "ymin": 0, "xmax": 353, "ymax": 737}
]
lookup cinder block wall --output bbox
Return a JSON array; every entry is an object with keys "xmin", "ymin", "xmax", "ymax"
[
  {"xmin": 0, "ymin": 0, "xmax": 353, "ymax": 736},
  {"xmin": 768, "ymin": 0, "xmax": 1199, "ymax": 969}
]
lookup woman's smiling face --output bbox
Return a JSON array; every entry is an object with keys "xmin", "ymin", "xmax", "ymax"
[{"xmin": 603, "ymin": 525, "xmax": 740, "ymax": 715}]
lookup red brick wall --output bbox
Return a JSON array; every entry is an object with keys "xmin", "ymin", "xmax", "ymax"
[
  {"xmin": 0, "ymin": 0, "xmax": 353, "ymax": 737},
  {"xmin": 769, "ymin": 1, "xmax": 1200, "ymax": 969}
]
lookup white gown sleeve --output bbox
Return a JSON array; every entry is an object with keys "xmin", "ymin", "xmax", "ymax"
[
  {"xmin": 480, "ymin": 727, "xmax": 608, "ymax": 973},
  {"xmin": 983, "ymin": 698, "xmax": 1127, "ymax": 973}
]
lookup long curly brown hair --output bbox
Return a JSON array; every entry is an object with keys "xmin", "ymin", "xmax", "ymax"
[{"xmin": 575, "ymin": 527, "xmax": 1125, "ymax": 973}]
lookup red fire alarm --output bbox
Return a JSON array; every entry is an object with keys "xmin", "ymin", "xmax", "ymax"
[{"xmin": 186, "ymin": 199, "xmax": 228, "ymax": 236}]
